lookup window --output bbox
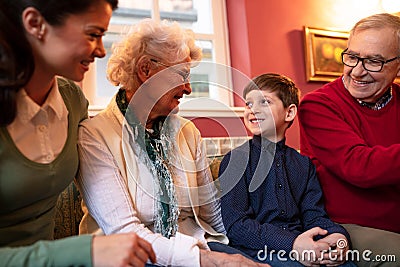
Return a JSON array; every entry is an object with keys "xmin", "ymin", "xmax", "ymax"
[{"xmin": 82, "ymin": 0, "xmax": 233, "ymax": 116}]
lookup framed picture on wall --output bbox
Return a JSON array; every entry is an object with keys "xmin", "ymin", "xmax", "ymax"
[{"xmin": 304, "ymin": 26, "xmax": 349, "ymax": 82}]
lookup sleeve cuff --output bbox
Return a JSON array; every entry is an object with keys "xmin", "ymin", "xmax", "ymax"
[
  {"xmin": 166, "ymin": 233, "xmax": 201, "ymax": 267},
  {"xmin": 49, "ymin": 235, "xmax": 92, "ymax": 266}
]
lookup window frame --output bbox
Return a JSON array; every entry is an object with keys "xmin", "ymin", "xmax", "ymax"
[{"xmin": 82, "ymin": 0, "xmax": 235, "ymax": 117}]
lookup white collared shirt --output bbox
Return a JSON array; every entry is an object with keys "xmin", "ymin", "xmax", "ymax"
[{"xmin": 7, "ymin": 79, "xmax": 69, "ymax": 163}]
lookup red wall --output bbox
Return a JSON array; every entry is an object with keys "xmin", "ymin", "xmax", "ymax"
[
  {"xmin": 189, "ymin": 117, "xmax": 251, "ymax": 137},
  {"xmin": 225, "ymin": 0, "xmax": 325, "ymax": 149},
  {"xmin": 190, "ymin": 0, "xmax": 385, "ymax": 150}
]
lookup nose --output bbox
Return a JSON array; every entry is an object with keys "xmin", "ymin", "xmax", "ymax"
[
  {"xmin": 94, "ymin": 41, "xmax": 106, "ymax": 58},
  {"xmin": 351, "ymin": 59, "xmax": 368, "ymax": 76},
  {"xmin": 183, "ymin": 82, "xmax": 192, "ymax": 95},
  {"xmin": 250, "ymin": 103, "xmax": 262, "ymax": 114}
]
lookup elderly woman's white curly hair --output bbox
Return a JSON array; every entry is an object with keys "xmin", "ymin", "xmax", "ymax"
[{"xmin": 107, "ymin": 19, "xmax": 202, "ymax": 91}]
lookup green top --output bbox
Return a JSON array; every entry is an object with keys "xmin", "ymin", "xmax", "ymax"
[{"xmin": 0, "ymin": 78, "xmax": 92, "ymax": 267}]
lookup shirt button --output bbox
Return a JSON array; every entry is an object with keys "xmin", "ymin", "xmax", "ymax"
[
  {"xmin": 278, "ymin": 184, "xmax": 282, "ymax": 188},
  {"xmin": 276, "ymin": 163, "xmax": 280, "ymax": 167},
  {"xmin": 281, "ymin": 210, "xmax": 285, "ymax": 215}
]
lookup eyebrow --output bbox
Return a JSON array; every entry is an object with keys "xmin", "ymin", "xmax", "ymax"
[
  {"xmin": 87, "ymin": 25, "xmax": 107, "ymax": 33},
  {"xmin": 347, "ymin": 50, "xmax": 385, "ymax": 59},
  {"xmin": 150, "ymin": 59, "xmax": 190, "ymax": 78}
]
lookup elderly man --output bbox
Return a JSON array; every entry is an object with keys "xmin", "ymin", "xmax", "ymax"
[{"xmin": 299, "ymin": 13, "xmax": 400, "ymax": 267}]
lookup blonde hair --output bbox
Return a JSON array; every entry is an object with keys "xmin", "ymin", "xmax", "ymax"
[
  {"xmin": 107, "ymin": 19, "xmax": 202, "ymax": 90},
  {"xmin": 350, "ymin": 13, "xmax": 400, "ymax": 53}
]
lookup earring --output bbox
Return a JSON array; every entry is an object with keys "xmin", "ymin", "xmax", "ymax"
[{"xmin": 37, "ymin": 24, "xmax": 45, "ymax": 40}]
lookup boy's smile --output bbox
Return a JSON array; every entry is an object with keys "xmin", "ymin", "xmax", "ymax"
[{"xmin": 244, "ymin": 89, "xmax": 293, "ymax": 142}]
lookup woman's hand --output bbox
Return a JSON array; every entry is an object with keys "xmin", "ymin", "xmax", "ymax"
[
  {"xmin": 92, "ymin": 233, "xmax": 156, "ymax": 267},
  {"xmin": 200, "ymin": 249, "xmax": 270, "ymax": 267}
]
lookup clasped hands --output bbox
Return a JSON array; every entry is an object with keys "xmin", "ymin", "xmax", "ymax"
[{"xmin": 293, "ymin": 227, "xmax": 349, "ymax": 267}]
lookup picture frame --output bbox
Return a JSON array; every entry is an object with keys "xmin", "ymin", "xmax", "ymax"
[{"xmin": 304, "ymin": 26, "xmax": 349, "ymax": 82}]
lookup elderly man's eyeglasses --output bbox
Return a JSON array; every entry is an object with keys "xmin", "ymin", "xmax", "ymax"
[
  {"xmin": 150, "ymin": 58, "xmax": 190, "ymax": 82},
  {"xmin": 341, "ymin": 48, "xmax": 400, "ymax": 72}
]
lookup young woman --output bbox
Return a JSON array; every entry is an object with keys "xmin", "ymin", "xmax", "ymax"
[{"xmin": 0, "ymin": 1, "xmax": 155, "ymax": 266}]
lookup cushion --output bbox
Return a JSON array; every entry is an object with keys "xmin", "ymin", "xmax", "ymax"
[
  {"xmin": 54, "ymin": 182, "xmax": 83, "ymax": 239},
  {"xmin": 209, "ymin": 156, "xmax": 223, "ymax": 180}
]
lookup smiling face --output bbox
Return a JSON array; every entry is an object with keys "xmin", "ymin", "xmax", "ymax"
[
  {"xmin": 244, "ymin": 89, "xmax": 293, "ymax": 142},
  {"xmin": 151, "ymin": 58, "xmax": 192, "ymax": 117},
  {"xmin": 132, "ymin": 57, "xmax": 192, "ymax": 127},
  {"xmin": 343, "ymin": 27, "xmax": 400, "ymax": 102},
  {"xmin": 39, "ymin": 2, "xmax": 113, "ymax": 81}
]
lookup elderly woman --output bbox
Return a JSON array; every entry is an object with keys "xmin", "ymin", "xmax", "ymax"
[{"xmin": 77, "ymin": 19, "xmax": 268, "ymax": 267}]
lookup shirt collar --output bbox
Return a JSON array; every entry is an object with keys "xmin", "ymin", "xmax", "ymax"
[
  {"xmin": 16, "ymin": 78, "xmax": 67, "ymax": 123},
  {"xmin": 45, "ymin": 79, "xmax": 66, "ymax": 120},
  {"xmin": 357, "ymin": 88, "xmax": 392, "ymax": 111},
  {"xmin": 341, "ymin": 76, "xmax": 393, "ymax": 110},
  {"xmin": 253, "ymin": 135, "xmax": 285, "ymax": 151}
]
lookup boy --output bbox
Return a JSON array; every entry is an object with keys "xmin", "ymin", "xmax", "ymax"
[{"xmin": 218, "ymin": 73, "xmax": 354, "ymax": 266}]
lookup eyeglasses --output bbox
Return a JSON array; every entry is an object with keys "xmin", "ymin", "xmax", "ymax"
[
  {"xmin": 150, "ymin": 58, "xmax": 190, "ymax": 82},
  {"xmin": 341, "ymin": 48, "xmax": 400, "ymax": 72}
]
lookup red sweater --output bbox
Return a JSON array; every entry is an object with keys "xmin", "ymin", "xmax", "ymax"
[{"xmin": 299, "ymin": 77, "xmax": 400, "ymax": 233}]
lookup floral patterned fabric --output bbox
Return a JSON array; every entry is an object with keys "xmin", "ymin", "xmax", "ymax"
[{"xmin": 54, "ymin": 182, "xmax": 83, "ymax": 239}]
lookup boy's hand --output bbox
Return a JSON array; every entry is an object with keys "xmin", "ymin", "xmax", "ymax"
[
  {"xmin": 292, "ymin": 227, "xmax": 330, "ymax": 266},
  {"xmin": 317, "ymin": 233, "xmax": 349, "ymax": 266}
]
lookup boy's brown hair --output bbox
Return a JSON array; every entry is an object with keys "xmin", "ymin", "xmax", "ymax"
[
  {"xmin": 243, "ymin": 73, "xmax": 300, "ymax": 128},
  {"xmin": 243, "ymin": 73, "xmax": 300, "ymax": 108}
]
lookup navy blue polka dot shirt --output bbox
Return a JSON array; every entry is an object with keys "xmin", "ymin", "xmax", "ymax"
[{"xmin": 218, "ymin": 135, "xmax": 350, "ymax": 259}]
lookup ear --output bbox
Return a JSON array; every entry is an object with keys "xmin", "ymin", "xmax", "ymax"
[
  {"xmin": 137, "ymin": 57, "xmax": 152, "ymax": 83},
  {"xmin": 21, "ymin": 7, "xmax": 46, "ymax": 40},
  {"xmin": 285, "ymin": 104, "xmax": 297, "ymax": 123}
]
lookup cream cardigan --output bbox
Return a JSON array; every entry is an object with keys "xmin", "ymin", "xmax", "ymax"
[{"xmin": 77, "ymin": 96, "xmax": 228, "ymax": 266}]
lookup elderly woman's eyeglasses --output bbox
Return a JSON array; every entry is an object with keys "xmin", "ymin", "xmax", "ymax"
[
  {"xmin": 341, "ymin": 48, "xmax": 400, "ymax": 72},
  {"xmin": 150, "ymin": 59, "xmax": 190, "ymax": 82}
]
